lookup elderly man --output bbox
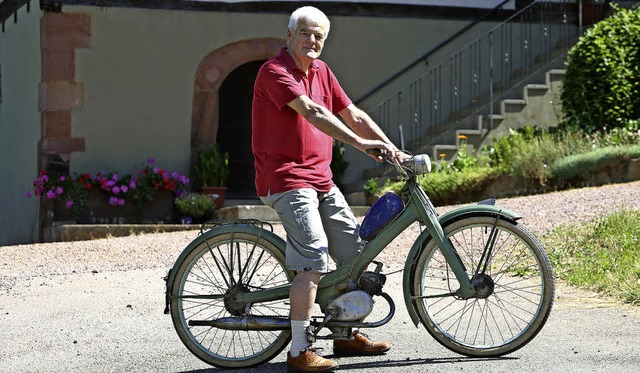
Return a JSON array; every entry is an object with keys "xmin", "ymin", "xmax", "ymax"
[{"xmin": 252, "ymin": 6, "xmax": 404, "ymax": 372}]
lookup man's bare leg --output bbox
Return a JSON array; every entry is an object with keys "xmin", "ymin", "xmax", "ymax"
[{"xmin": 289, "ymin": 271, "xmax": 321, "ymax": 356}]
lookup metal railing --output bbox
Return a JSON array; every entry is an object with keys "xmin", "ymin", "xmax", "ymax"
[{"xmin": 360, "ymin": 1, "xmax": 585, "ymax": 156}]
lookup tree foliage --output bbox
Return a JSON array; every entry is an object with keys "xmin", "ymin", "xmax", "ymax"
[{"xmin": 561, "ymin": 5, "xmax": 640, "ymax": 133}]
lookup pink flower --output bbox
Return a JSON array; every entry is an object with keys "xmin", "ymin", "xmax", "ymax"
[{"xmin": 109, "ymin": 197, "xmax": 126, "ymax": 206}]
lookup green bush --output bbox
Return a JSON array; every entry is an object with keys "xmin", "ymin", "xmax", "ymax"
[
  {"xmin": 549, "ymin": 144, "xmax": 640, "ymax": 184},
  {"xmin": 363, "ymin": 178, "xmax": 380, "ymax": 198},
  {"xmin": 418, "ymin": 168, "xmax": 500, "ymax": 205},
  {"xmin": 561, "ymin": 5, "xmax": 640, "ymax": 133},
  {"xmin": 585, "ymin": 120, "xmax": 640, "ymax": 147},
  {"xmin": 175, "ymin": 193, "xmax": 216, "ymax": 219},
  {"xmin": 486, "ymin": 127, "xmax": 590, "ymax": 185}
]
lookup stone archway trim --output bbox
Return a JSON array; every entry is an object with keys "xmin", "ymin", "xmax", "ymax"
[{"xmin": 191, "ymin": 37, "xmax": 286, "ymax": 149}]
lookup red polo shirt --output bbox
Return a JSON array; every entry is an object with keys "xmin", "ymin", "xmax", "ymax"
[{"xmin": 252, "ymin": 48, "xmax": 352, "ymax": 196}]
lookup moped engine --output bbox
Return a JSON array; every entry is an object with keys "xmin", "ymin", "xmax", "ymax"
[
  {"xmin": 326, "ymin": 290, "xmax": 374, "ymax": 321},
  {"xmin": 325, "ymin": 270, "xmax": 387, "ymax": 322}
]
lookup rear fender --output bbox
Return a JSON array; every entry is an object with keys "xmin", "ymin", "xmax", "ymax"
[{"xmin": 402, "ymin": 204, "xmax": 522, "ymax": 327}]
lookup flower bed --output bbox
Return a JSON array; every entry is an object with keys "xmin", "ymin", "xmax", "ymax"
[{"xmin": 29, "ymin": 159, "xmax": 189, "ymax": 224}]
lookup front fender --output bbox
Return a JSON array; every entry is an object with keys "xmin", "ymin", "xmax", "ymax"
[
  {"xmin": 163, "ymin": 222, "xmax": 286, "ymax": 314},
  {"xmin": 402, "ymin": 204, "xmax": 522, "ymax": 327}
]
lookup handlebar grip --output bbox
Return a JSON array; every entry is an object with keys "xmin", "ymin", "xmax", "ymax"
[{"xmin": 366, "ymin": 148, "xmax": 387, "ymax": 157}]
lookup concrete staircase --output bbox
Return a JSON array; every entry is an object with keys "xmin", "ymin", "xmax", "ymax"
[{"xmin": 432, "ymin": 68, "xmax": 567, "ymax": 160}]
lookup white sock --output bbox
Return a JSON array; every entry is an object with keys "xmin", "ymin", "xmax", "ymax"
[{"xmin": 290, "ymin": 320, "xmax": 311, "ymax": 358}]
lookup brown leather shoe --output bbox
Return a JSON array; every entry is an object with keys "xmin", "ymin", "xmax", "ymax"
[
  {"xmin": 333, "ymin": 331, "xmax": 391, "ymax": 356},
  {"xmin": 287, "ymin": 348, "xmax": 338, "ymax": 372}
]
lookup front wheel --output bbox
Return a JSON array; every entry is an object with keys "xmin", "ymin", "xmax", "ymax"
[
  {"xmin": 170, "ymin": 230, "xmax": 294, "ymax": 368},
  {"xmin": 412, "ymin": 215, "xmax": 554, "ymax": 357}
]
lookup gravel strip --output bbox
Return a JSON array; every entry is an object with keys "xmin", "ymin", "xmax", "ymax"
[{"xmin": 2, "ymin": 180, "xmax": 639, "ymax": 293}]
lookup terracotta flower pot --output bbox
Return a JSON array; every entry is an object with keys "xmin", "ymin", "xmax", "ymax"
[{"xmin": 199, "ymin": 186, "xmax": 227, "ymax": 209}]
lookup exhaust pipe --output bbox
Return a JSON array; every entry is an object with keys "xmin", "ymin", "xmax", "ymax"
[
  {"xmin": 188, "ymin": 292, "xmax": 396, "ymax": 331},
  {"xmin": 189, "ymin": 315, "xmax": 290, "ymax": 331}
]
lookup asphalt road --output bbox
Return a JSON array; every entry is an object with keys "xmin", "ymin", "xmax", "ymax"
[{"xmin": 2, "ymin": 266, "xmax": 639, "ymax": 373}]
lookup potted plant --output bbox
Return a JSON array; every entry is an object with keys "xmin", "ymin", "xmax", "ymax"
[
  {"xmin": 174, "ymin": 193, "xmax": 216, "ymax": 224},
  {"xmin": 193, "ymin": 144, "xmax": 230, "ymax": 208}
]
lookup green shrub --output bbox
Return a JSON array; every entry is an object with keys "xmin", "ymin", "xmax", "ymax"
[
  {"xmin": 549, "ymin": 144, "xmax": 640, "ymax": 184},
  {"xmin": 363, "ymin": 178, "xmax": 380, "ymax": 198},
  {"xmin": 585, "ymin": 120, "xmax": 640, "ymax": 147},
  {"xmin": 418, "ymin": 167, "xmax": 500, "ymax": 205},
  {"xmin": 436, "ymin": 141, "xmax": 478, "ymax": 173},
  {"xmin": 486, "ymin": 127, "xmax": 590, "ymax": 185},
  {"xmin": 561, "ymin": 5, "xmax": 640, "ymax": 133},
  {"xmin": 175, "ymin": 193, "xmax": 216, "ymax": 219}
]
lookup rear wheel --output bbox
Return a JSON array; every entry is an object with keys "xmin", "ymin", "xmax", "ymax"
[
  {"xmin": 170, "ymin": 231, "xmax": 294, "ymax": 368},
  {"xmin": 412, "ymin": 215, "xmax": 554, "ymax": 357}
]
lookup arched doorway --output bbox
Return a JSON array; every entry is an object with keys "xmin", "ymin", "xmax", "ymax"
[
  {"xmin": 218, "ymin": 60, "xmax": 265, "ymax": 199},
  {"xmin": 190, "ymin": 38, "xmax": 285, "ymax": 200}
]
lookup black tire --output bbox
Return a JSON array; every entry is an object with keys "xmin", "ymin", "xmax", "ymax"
[
  {"xmin": 412, "ymin": 215, "xmax": 554, "ymax": 357},
  {"xmin": 170, "ymin": 231, "xmax": 294, "ymax": 368}
]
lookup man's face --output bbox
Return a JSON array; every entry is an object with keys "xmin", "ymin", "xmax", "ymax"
[{"xmin": 287, "ymin": 17, "xmax": 327, "ymax": 69}]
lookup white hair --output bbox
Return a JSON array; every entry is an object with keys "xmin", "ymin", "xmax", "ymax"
[{"xmin": 288, "ymin": 6, "xmax": 330, "ymax": 37}]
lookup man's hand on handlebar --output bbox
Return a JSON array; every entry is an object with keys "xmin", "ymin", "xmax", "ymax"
[{"xmin": 365, "ymin": 146, "xmax": 409, "ymax": 164}]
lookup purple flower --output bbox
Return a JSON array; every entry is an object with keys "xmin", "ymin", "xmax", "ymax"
[
  {"xmin": 112, "ymin": 186, "xmax": 121, "ymax": 194},
  {"xmin": 120, "ymin": 185, "xmax": 129, "ymax": 193},
  {"xmin": 109, "ymin": 197, "xmax": 126, "ymax": 206},
  {"xmin": 65, "ymin": 200, "xmax": 74, "ymax": 209},
  {"xmin": 55, "ymin": 186, "xmax": 64, "ymax": 195},
  {"xmin": 46, "ymin": 190, "xmax": 56, "ymax": 199},
  {"xmin": 147, "ymin": 158, "xmax": 155, "ymax": 164},
  {"xmin": 129, "ymin": 180, "xmax": 136, "ymax": 189}
]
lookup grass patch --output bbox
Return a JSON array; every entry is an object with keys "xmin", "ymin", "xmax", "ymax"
[{"xmin": 543, "ymin": 208, "xmax": 640, "ymax": 305}]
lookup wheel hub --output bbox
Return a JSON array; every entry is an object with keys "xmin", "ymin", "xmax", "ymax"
[
  {"xmin": 224, "ymin": 284, "xmax": 250, "ymax": 316},
  {"xmin": 473, "ymin": 274, "xmax": 495, "ymax": 299}
]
